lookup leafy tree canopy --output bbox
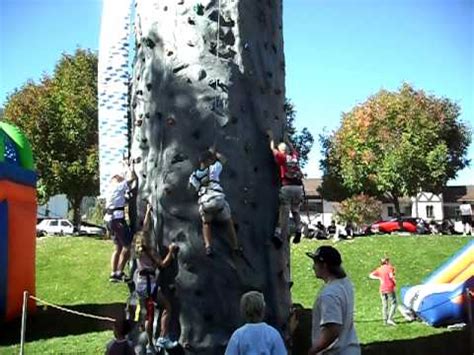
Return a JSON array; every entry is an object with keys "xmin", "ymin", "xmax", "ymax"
[
  {"xmin": 4, "ymin": 48, "xmax": 99, "ymax": 226},
  {"xmin": 285, "ymin": 98, "xmax": 314, "ymax": 168},
  {"xmin": 320, "ymin": 83, "xmax": 471, "ymax": 215},
  {"xmin": 335, "ymin": 194, "xmax": 382, "ymax": 226}
]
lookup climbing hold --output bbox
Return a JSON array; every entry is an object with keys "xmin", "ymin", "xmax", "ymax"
[
  {"xmin": 188, "ymin": 17, "xmax": 196, "ymax": 25},
  {"xmin": 171, "ymin": 153, "xmax": 188, "ymax": 164},
  {"xmin": 144, "ymin": 38, "xmax": 155, "ymax": 49},
  {"xmin": 208, "ymin": 80, "xmax": 217, "ymax": 90},
  {"xmin": 274, "ymin": 115, "xmax": 280, "ymax": 121},
  {"xmin": 187, "ymin": 40, "xmax": 195, "ymax": 47},
  {"xmin": 134, "ymin": 157, "xmax": 142, "ymax": 164},
  {"xmin": 194, "ymin": 3, "xmax": 204, "ymax": 16},
  {"xmin": 244, "ymin": 42, "xmax": 250, "ymax": 50},
  {"xmin": 135, "ymin": 119, "xmax": 143, "ymax": 127},
  {"xmin": 166, "ymin": 117, "xmax": 176, "ymax": 126},
  {"xmin": 178, "ymin": 0, "xmax": 184, "ymax": 4},
  {"xmin": 198, "ymin": 69, "xmax": 207, "ymax": 81},
  {"xmin": 163, "ymin": 5, "xmax": 168, "ymax": 11},
  {"xmin": 145, "ymin": 112, "xmax": 151, "ymax": 119},
  {"xmin": 191, "ymin": 130, "xmax": 201, "ymax": 140},
  {"xmin": 167, "ymin": 50, "xmax": 174, "ymax": 56},
  {"xmin": 146, "ymin": 83, "xmax": 152, "ymax": 91},
  {"xmin": 173, "ymin": 64, "xmax": 189, "ymax": 73}
]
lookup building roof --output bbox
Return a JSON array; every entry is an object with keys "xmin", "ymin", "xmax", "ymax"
[
  {"xmin": 302, "ymin": 178, "xmax": 322, "ymax": 198},
  {"xmin": 442, "ymin": 185, "xmax": 474, "ymax": 203},
  {"xmin": 301, "ymin": 178, "xmax": 473, "ymax": 204}
]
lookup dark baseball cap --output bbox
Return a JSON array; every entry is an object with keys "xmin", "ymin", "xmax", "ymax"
[{"xmin": 306, "ymin": 246, "xmax": 342, "ymax": 266}]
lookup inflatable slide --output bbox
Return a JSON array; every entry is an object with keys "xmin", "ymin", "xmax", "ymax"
[
  {"xmin": 401, "ymin": 240, "xmax": 474, "ymax": 326},
  {"xmin": 0, "ymin": 122, "xmax": 37, "ymax": 322}
]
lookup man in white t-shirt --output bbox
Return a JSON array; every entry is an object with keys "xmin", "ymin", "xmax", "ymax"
[
  {"xmin": 306, "ymin": 246, "xmax": 360, "ymax": 355},
  {"xmin": 104, "ymin": 161, "xmax": 137, "ymax": 282},
  {"xmin": 459, "ymin": 202, "xmax": 472, "ymax": 236}
]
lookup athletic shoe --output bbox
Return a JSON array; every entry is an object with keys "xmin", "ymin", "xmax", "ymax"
[
  {"xmin": 109, "ymin": 273, "xmax": 120, "ymax": 283},
  {"xmin": 156, "ymin": 337, "xmax": 178, "ymax": 349},
  {"xmin": 386, "ymin": 320, "xmax": 396, "ymax": 326},
  {"xmin": 272, "ymin": 229, "xmax": 283, "ymax": 249},
  {"xmin": 293, "ymin": 230, "xmax": 302, "ymax": 244},
  {"xmin": 205, "ymin": 246, "xmax": 214, "ymax": 257}
]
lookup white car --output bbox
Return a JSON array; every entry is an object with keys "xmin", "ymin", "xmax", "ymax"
[{"xmin": 36, "ymin": 219, "xmax": 75, "ymax": 236}]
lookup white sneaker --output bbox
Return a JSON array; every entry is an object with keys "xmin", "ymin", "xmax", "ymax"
[
  {"xmin": 386, "ymin": 320, "xmax": 396, "ymax": 326},
  {"xmin": 156, "ymin": 337, "xmax": 178, "ymax": 349},
  {"xmin": 146, "ymin": 344, "xmax": 155, "ymax": 354}
]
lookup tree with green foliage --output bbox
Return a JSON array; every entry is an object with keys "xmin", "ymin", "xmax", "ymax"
[
  {"xmin": 4, "ymin": 49, "xmax": 99, "ymax": 227},
  {"xmin": 335, "ymin": 194, "xmax": 382, "ymax": 227},
  {"xmin": 285, "ymin": 98, "xmax": 314, "ymax": 168},
  {"xmin": 320, "ymin": 83, "xmax": 471, "ymax": 218}
]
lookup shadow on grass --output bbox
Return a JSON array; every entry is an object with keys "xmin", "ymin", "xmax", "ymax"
[
  {"xmin": 0, "ymin": 302, "xmax": 125, "ymax": 345},
  {"xmin": 292, "ymin": 307, "xmax": 472, "ymax": 355}
]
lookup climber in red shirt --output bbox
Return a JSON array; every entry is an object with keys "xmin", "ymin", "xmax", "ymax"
[{"xmin": 266, "ymin": 130, "xmax": 304, "ymax": 247}]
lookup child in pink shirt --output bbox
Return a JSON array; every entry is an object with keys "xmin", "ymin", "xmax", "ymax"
[{"xmin": 369, "ymin": 257, "xmax": 397, "ymax": 325}]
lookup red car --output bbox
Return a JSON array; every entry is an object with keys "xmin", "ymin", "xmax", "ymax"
[{"xmin": 369, "ymin": 217, "xmax": 429, "ymax": 234}]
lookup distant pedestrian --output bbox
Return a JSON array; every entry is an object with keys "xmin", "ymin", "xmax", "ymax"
[
  {"xmin": 369, "ymin": 257, "xmax": 397, "ymax": 325},
  {"xmin": 225, "ymin": 291, "xmax": 287, "ymax": 355},
  {"xmin": 306, "ymin": 246, "xmax": 360, "ymax": 355},
  {"xmin": 459, "ymin": 202, "xmax": 472, "ymax": 236}
]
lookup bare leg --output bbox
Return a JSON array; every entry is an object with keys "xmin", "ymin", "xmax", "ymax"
[
  {"xmin": 117, "ymin": 246, "xmax": 130, "ymax": 274},
  {"xmin": 157, "ymin": 291, "xmax": 171, "ymax": 337},
  {"xmin": 202, "ymin": 222, "xmax": 212, "ymax": 248},
  {"xmin": 111, "ymin": 244, "xmax": 122, "ymax": 273},
  {"xmin": 145, "ymin": 298, "xmax": 155, "ymax": 345}
]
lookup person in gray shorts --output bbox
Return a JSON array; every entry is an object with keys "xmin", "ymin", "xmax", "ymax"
[{"xmin": 189, "ymin": 149, "xmax": 241, "ymax": 256}]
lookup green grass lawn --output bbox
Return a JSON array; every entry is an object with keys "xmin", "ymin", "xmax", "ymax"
[
  {"xmin": 0, "ymin": 235, "xmax": 472, "ymax": 353},
  {"xmin": 291, "ymin": 235, "xmax": 472, "ymax": 344}
]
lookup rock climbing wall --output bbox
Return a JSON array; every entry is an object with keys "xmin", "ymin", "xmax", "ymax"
[{"xmin": 131, "ymin": 0, "xmax": 289, "ymax": 352}]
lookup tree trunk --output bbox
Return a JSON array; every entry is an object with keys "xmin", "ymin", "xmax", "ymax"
[
  {"xmin": 70, "ymin": 196, "xmax": 83, "ymax": 230},
  {"xmin": 131, "ymin": 0, "xmax": 289, "ymax": 353},
  {"xmin": 392, "ymin": 195, "xmax": 403, "ymax": 231}
]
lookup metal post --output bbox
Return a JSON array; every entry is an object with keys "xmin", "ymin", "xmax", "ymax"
[{"xmin": 20, "ymin": 290, "xmax": 28, "ymax": 355}]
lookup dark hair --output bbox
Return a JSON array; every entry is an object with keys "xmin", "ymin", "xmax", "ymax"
[
  {"xmin": 198, "ymin": 150, "xmax": 215, "ymax": 164},
  {"xmin": 114, "ymin": 317, "xmax": 131, "ymax": 339},
  {"xmin": 327, "ymin": 264, "xmax": 347, "ymax": 279}
]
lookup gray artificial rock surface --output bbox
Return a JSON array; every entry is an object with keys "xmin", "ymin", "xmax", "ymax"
[{"xmin": 131, "ymin": 0, "xmax": 289, "ymax": 353}]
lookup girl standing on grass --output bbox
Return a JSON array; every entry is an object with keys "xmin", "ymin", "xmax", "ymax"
[{"xmin": 369, "ymin": 257, "xmax": 397, "ymax": 326}]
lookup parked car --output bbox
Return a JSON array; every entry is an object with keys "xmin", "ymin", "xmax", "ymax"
[
  {"xmin": 36, "ymin": 219, "xmax": 106, "ymax": 237},
  {"xmin": 368, "ymin": 217, "xmax": 430, "ymax": 234},
  {"xmin": 77, "ymin": 221, "xmax": 106, "ymax": 236},
  {"xmin": 36, "ymin": 219, "xmax": 75, "ymax": 236}
]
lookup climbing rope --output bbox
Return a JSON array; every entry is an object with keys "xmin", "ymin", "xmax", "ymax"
[{"xmin": 212, "ymin": 0, "xmax": 223, "ymax": 148}]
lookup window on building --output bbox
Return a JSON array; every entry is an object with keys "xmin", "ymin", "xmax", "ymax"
[
  {"xmin": 387, "ymin": 206, "xmax": 394, "ymax": 217},
  {"xmin": 404, "ymin": 206, "xmax": 411, "ymax": 217},
  {"xmin": 426, "ymin": 205, "xmax": 434, "ymax": 218}
]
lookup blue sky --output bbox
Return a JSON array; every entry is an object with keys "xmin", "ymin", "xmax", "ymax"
[{"xmin": 0, "ymin": 0, "xmax": 472, "ymax": 185}]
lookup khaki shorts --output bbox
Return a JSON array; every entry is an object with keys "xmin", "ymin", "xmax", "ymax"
[{"xmin": 199, "ymin": 199, "xmax": 231, "ymax": 223}]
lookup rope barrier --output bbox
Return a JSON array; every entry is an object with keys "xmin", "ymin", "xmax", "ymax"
[{"xmin": 29, "ymin": 295, "xmax": 116, "ymax": 323}]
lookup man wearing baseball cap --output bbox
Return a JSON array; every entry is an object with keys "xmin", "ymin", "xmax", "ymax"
[{"xmin": 306, "ymin": 246, "xmax": 360, "ymax": 355}]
